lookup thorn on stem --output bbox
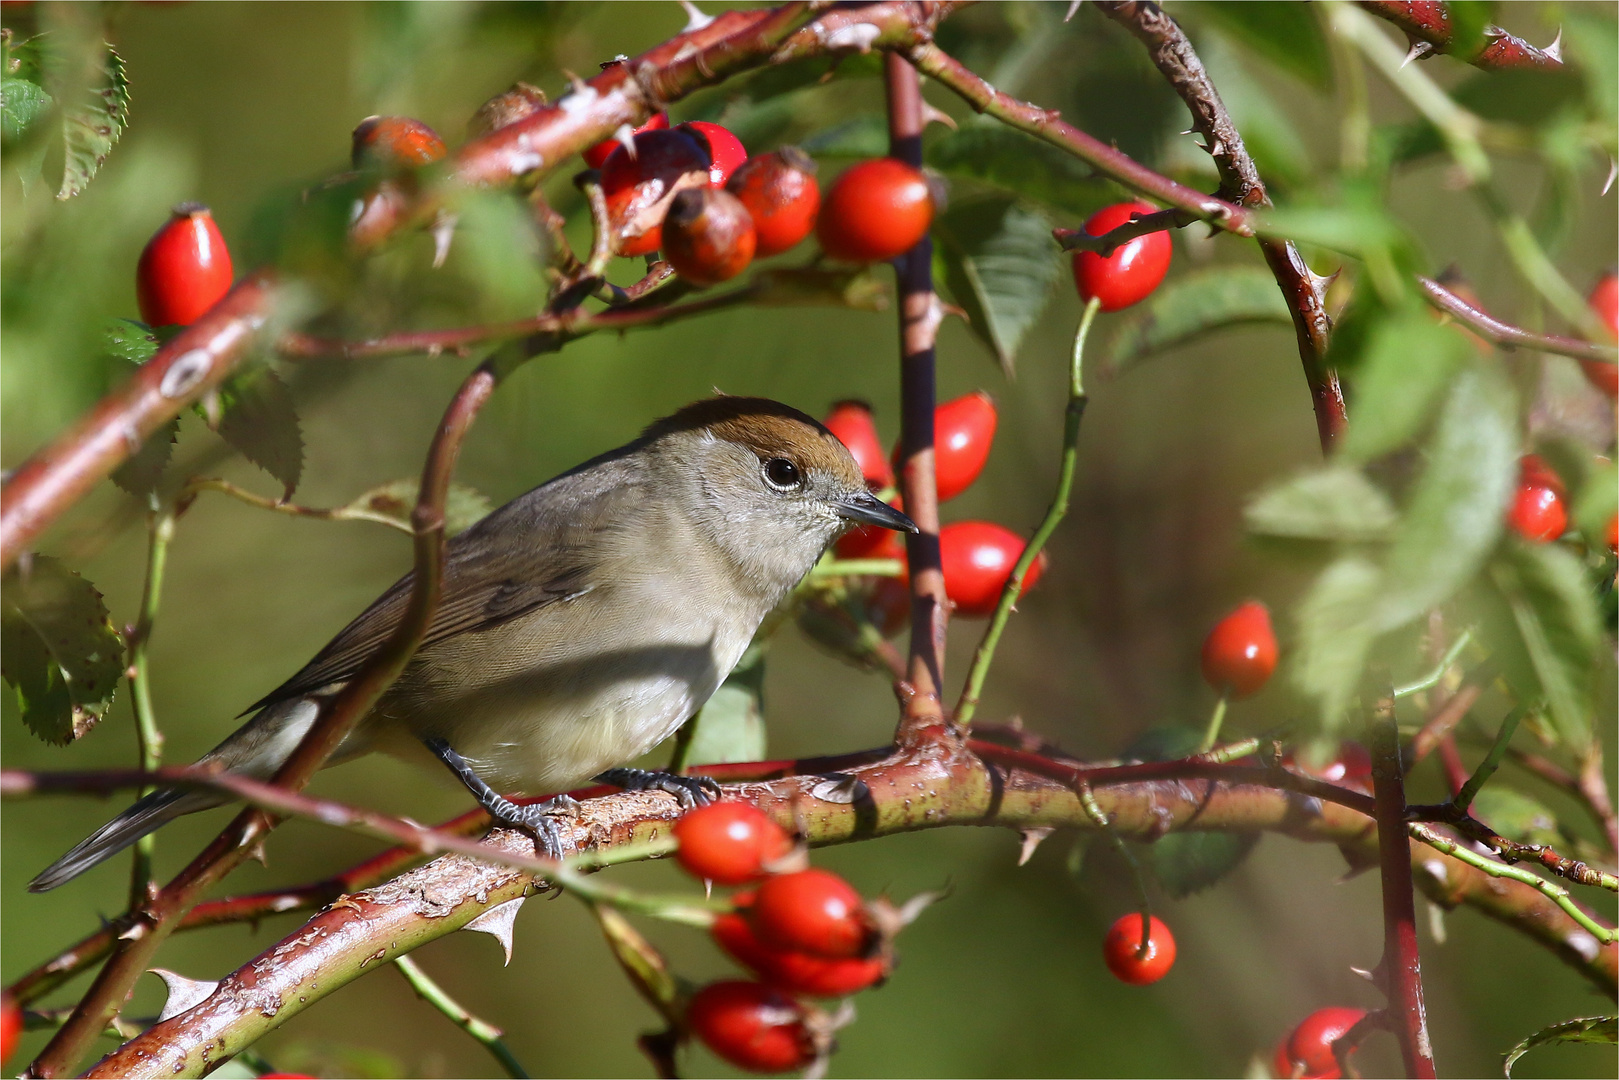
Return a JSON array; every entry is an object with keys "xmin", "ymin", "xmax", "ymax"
[
  {"xmin": 678, "ymin": 0, "xmax": 715, "ymax": 32},
  {"xmin": 1401, "ymin": 40, "xmax": 1436, "ymax": 68},
  {"xmin": 1542, "ymin": 28, "xmax": 1562, "ymax": 63},
  {"xmin": 1017, "ymin": 827, "xmax": 1054, "ymax": 866}
]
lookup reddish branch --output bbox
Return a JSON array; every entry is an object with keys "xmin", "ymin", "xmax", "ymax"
[
  {"xmin": 1093, "ymin": 1, "xmax": 1347, "ymax": 453},
  {"xmin": 1418, "ymin": 275, "xmax": 1618, "ymax": 364},
  {"xmin": 1359, "ymin": 1, "xmax": 1565, "ymax": 70}
]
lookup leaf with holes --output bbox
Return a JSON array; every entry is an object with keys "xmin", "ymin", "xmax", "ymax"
[
  {"xmin": 1503, "ymin": 1015, "xmax": 1615, "ymax": 1077},
  {"xmin": 1105, "ymin": 267, "xmax": 1292, "ymax": 376},
  {"xmin": 57, "ymin": 42, "xmax": 129, "ymax": 200},
  {"xmin": 211, "ymin": 367, "xmax": 304, "ymax": 499},
  {"xmin": 339, "ymin": 479, "xmax": 493, "ymax": 536},
  {"xmin": 1245, "ymin": 465, "xmax": 1398, "ymax": 543},
  {"xmin": 934, "ymin": 197, "xmax": 1060, "ymax": 374},
  {"xmin": 1, "ymin": 557, "xmax": 124, "ymax": 745},
  {"xmin": 1489, "ymin": 542, "xmax": 1601, "ymax": 751}
]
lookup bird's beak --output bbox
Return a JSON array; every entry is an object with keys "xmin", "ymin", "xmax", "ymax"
[{"xmin": 834, "ymin": 490, "xmax": 918, "ymax": 533}]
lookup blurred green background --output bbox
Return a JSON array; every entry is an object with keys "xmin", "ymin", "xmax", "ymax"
[{"xmin": 3, "ymin": 2, "xmax": 1615, "ymax": 1077}]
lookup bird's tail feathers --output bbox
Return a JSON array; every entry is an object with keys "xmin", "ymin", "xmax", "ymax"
[{"xmin": 28, "ymin": 786, "xmax": 227, "ymax": 892}]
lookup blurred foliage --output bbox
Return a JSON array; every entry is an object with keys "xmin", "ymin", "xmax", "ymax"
[{"xmin": 2, "ymin": 2, "xmax": 1615, "ymax": 1078}]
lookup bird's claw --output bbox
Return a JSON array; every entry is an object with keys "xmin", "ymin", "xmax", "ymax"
[{"xmin": 593, "ymin": 767, "xmax": 721, "ymax": 809}]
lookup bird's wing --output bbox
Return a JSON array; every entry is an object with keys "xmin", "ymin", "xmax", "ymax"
[{"xmin": 245, "ymin": 461, "xmax": 642, "ymax": 713}]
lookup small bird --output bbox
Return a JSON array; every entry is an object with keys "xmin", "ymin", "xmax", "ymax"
[{"xmin": 31, "ymin": 396, "xmax": 915, "ymax": 891}]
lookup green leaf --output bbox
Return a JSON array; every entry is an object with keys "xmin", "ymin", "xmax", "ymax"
[
  {"xmin": 1563, "ymin": 8, "xmax": 1618, "ymax": 131},
  {"xmin": 933, "ymin": 197, "xmax": 1060, "ymax": 373},
  {"xmin": 683, "ymin": 643, "xmax": 767, "ymax": 766},
  {"xmin": 1195, "ymin": 32, "xmax": 1314, "ymax": 190},
  {"xmin": 57, "ymin": 42, "xmax": 129, "ymax": 200},
  {"xmin": 1105, "ymin": 267, "xmax": 1292, "ymax": 375},
  {"xmin": 1446, "ymin": 1, "xmax": 1492, "ymax": 61},
  {"xmin": 1, "ymin": 556, "xmax": 124, "ymax": 745},
  {"xmin": 1, "ymin": 75, "xmax": 52, "ymax": 147},
  {"xmin": 1293, "ymin": 555, "xmax": 1383, "ymax": 730},
  {"xmin": 211, "ymin": 367, "xmax": 305, "ymax": 498},
  {"xmin": 1123, "ymin": 727, "xmax": 1259, "ymax": 896},
  {"xmin": 1570, "ymin": 457, "xmax": 1618, "ymax": 546},
  {"xmin": 1258, "ymin": 203, "xmax": 1404, "ymax": 259},
  {"xmin": 1340, "ymin": 315, "xmax": 1473, "ymax": 463},
  {"xmin": 111, "ymin": 419, "xmax": 178, "ymax": 497},
  {"xmin": 1194, "ymin": 2, "xmax": 1332, "ymax": 90},
  {"xmin": 1470, "ymin": 787, "xmax": 1562, "ymax": 847},
  {"xmin": 925, "ymin": 123, "xmax": 1108, "ymax": 217},
  {"xmin": 103, "ymin": 318, "xmax": 160, "ymax": 364},
  {"xmin": 1490, "ymin": 542, "xmax": 1601, "ymax": 750},
  {"xmin": 338, "ymin": 478, "xmax": 493, "ymax": 536},
  {"xmin": 1245, "ymin": 465, "xmax": 1398, "ymax": 542},
  {"xmin": 800, "ymin": 115, "xmax": 889, "ymax": 158},
  {"xmin": 1503, "ymin": 1015, "xmax": 1615, "ymax": 1077},
  {"xmin": 1453, "ymin": 68, "xmax": 1586, "ymax": 127}
]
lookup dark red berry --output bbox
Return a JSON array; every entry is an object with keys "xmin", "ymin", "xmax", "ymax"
[
  {"xmin": 351, "ymin": 115, "xmax": 447, "ymax": 170},
  {"xmin": 1, "ymin": 994, "xmax": 19, "ymax": 1067},
  {"xmin": 939, "ymin": 521, "xmax": 1045, "ymax": 618},
  {"xmin": 823, "ymin": 401, "xmax": 892, "ymax": 490},
  {"xmin": 468, "ymin": 82, "xmax": 549, "ymax": 139},
  {"xmin": 1582, "ymin": 273, "xmax": 1618, "ymax": 399},
  {"xmin": 817, "ymin": 158, "xmax": 934, "ymax": 263},
  {"xmin": 1506, "ymin": 456, "xmax": 1567, "ymax": 543},
  {"xmin": 1287, "ymin": 742, "xmax": 1373, "ymax": 789},
  {"xmin": 728, "ymin": 148, "xmax": 820, "ymax": 257},
  {"xmin": 1072, "ymin": 201, "xmax": 1172, "ymax": 312},
  {"xmin": 136, "ymin": 203, "xmax": 234, "ymax": 328},
  {"xmin": 1607, "ymin": 513, "xmax": 1618, "ymax": 556},
  {"xmin": 1200, "ymin": 601, "xmax": 1278, "ymax": 699},
  {"xmin": 582, "ymin": 111, "xmax": 669, "ymax": 168},
  {"xmin": 1273, "ymin": 1007, "xmax": 1367, "ymax": 1080},
  {"xmin": 601, "ymin": 127, "xmax": 711, "ymax": 257},
  {"xmin": 752, "ymin": 868, "xmax": 872, "ymax": 959},
  {"xmin": 688, "ymin": 981, "xmax": 815, "ymax": 1073},
  {"xmin": 714, "ymin": 895, "xmax": 886, "ymax": 998},
  {"xmin": 911, "ymin": 391, "xmax": 997, "ymax": 502},
  {"xmin": 679, "ymin": 120, "xmax": 748, "ymax": 186},
  {"xmin": 865, "ymin": 575, "xmax": 912, "ymax": 638},
  {"xmin": 674, "ymin": 803, "xmax": 791, "ymax": 885},
  {"xmin": 1101, "ymin": 914, "xmax": 1176, "ymax": 985},
  {"xmin": 663, "ymin": 187, "xmax": 757, "ymax": 286}
]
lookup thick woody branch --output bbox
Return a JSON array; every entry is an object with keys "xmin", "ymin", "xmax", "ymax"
[
  {"xmin": 1358, "ymin": 1, "xmax": 1565, "ymax": 70},
  {"xmin": 1092, "ymin": 1, "xmax": 1347, "ymax": 453},
  {"xmin": 82, "ymin": 740, "xmax": 1617, "ymax": 1077}
]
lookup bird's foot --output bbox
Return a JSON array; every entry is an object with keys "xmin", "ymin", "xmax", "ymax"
[
  {"xmin": 593, "ymin": 767, "xmax": 721, "ymax": 809},
  {"xmin": 424, "ymin": 736, "xmax": 577, "ymax": 861}
]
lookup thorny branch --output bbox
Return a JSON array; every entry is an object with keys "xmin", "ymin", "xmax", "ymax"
[
  {"xmin": 1358, "ymin": 1, "xmax": 1566, "ymax": 70},
  {"xmin": 1418, "ymin": 275, "xmax": 1619, "ymax": 364}
]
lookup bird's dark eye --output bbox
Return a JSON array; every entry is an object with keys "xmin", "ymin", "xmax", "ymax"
[{"xmin": 763, "ymin": 457, "xmax": 802, "ymax": 490}]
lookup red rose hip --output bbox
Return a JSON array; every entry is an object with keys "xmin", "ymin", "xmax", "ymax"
[
  {"xmin": 714, "ymin": 897, "xmax": 886, "ymax": 998},
  {"xmin": 1201, "ymin": 601, "xmax": 1277, "ymax": 698},
  {"xmin": 1273, "ymin": 1006, "xmax": 1367, "ymax": 1080},
  {"xmin": 823, "ymin": 400, "xmax": 892, "ymax": 490},
  {"xmin": 673, "ymin": 802, "xmax": 790, "ymax": 885},
  {"xmin": 581, "ymin": 110, "xmax": 669, "ymax": 168},
  {"xmin": 817, "ymin": 158, "xmax": 934, "ymax": 263},
  {"xmin": 923, "ymin": 391, "xmax": 997, "ymax": 502},
  {"xmin": 663, "ymin": 187, "xmax": 757, "ymax": 286},
  {"xmin": 1, "ymin": 993, "xmax": 19, "ymax": 1067},
  {"xmin": 1506, "ymin": 455, "xmax": 1567, "ymax": 543},
  {"xmin": 352, "ymin": 115, "xmax": 447, "ymax": 169},
  {"xmin": 601, "ymin": 127, "xmax": 711, "ymax": 256},
  {"xmin": 136, "ymin": 203, "xmax": 234, "ymax": 328},
  {"xmin": 752, "ymin": 868, "xmax": 872, "ymax": 959},
  {"xmin": 688, "ymin": 981, "xmax": 815, "ymax": 1073},
  {"xmin": 728, "ymin": 148, "xmax": 821, "ymax": 257},
  {"xmin": 939, "ymin": 521, "xmax": 1046, "ymax": 618},
  {"xmin": 1072, "ymin": 201, "xmax": 1172, "ymax": 312},
  {"xmin": 1102, "ymin": 913, "xmax": 1176, "ymax": 985},
  {"xmin": 679, "ymin": 120, "xmax": 748, "ymax": 186},
  {"xmin": 1580, "ymin": 272, "xmax": 1617, "ymax": 398}
]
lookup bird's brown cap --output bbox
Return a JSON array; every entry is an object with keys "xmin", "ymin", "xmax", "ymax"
[{"xmin": 645, "ymin": 396, "xmax": 864, "ymax": 489}]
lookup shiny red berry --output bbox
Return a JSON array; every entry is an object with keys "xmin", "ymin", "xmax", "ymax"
[
  {"xmin": 752, "ymin": 868, "xmax": 872, "ymax": 959},
  {"xmin": 728, "ymin": 148, "xmax": 820, "ymax": 257},
  {"xmin": 674, "ymin": 802, "xmax": 791, "ymax": 885},
  {"xmin": 1582, "ymin": 273, "xmax": 1618, "ymax": 398},
  {"xmin": 663, "ymin": 187, "xmax": 757, "ymax": 286},
  {"xmin": 823, "ymin": 401, "xmax": 893, "ymax": 491},
  {"xmin": 939, "ymin": 521, "xmax": 1046, "ymax": 618},
  {"xmin": 351, "ymin": 115, "xmax": 447, "ymax": 169},
  {"xmin": 1273, "ymin": 1007, "xmax": 1367, "ymax": 1080},
  {"xmin": 714, "ymin": 895, "xmax": 886, "ymax": 998},
  {"xmin": 1200, "ymin": 601, "xmax": 1278, "ymax": 699},
  {"xmin": 1608, "ymin": 513, "xmax": 1618, "ymax": 556},
  {"xmin": 582, "ymin": 111, "xmax": 669, "ymax": 168},
  {"xmin": 1507, "ymin": 456, "xmax": 1567, "ymax": 543},
  {"xmin": 688, "ymin": 981, "xmax": 815, "ymax": 1073},
  {"xmin": 136, "ymin": 203, "xmax": 234, "ymax": 328},
  {"xmin": 1102, "ymin": 913, "xmax": 1175, "ymax": 985},
  {"xmin": 1072, "ymin": 201, "xmax": 1172, "ymax": 312},
  {"xmin": 920, "ymin": 391, "xmax": 997, "ymax": 502},
  {"xmin": 601, "ymin": 127, "xmax": 711, "ymax": 257},
  {"xmin": 1287, "ymin": 742, "xmax": 1373, "ymax": 789},
  {"xmin": 817, "ymin": 158, "xmax": 934, "ymax": 263},
  {"xmin": 1, "ymin": 994, "xmax": 20, "ymax": 1067},
  {"xmin": 680, "ymin": 120, "xmax": 748, "ymax": 187}
]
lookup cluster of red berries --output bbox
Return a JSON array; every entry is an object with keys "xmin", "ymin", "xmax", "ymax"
[
  {"xmin": 824, "ymin": 394, "xmax": 1048, "ymax": 621},
  {"xmin": 589, "ymin": 116, "xmax": 933, "ymax": 286},
  {"xmin": 1273, "ymin": 1006, "xmax": 1366, "ymax": 1079},
  {"xmin": 672, "ymin": 802, "xmax": 904, "ymax": 1073}
]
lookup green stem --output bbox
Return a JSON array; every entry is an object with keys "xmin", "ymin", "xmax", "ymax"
[
  {"xmin": 1392, "ymin": 629, "xmax": 1473, "ymax": 699},
  {"xmin": 126, "ymin": 505, "xmax": 175, "ymax": 911},
  {"xmin": 394, "ymin": 954, "xmax": 530, "ymax": 1079},
  {"xmin": 1452, "ymin": 705, "xmax": 1525, "ymax": 813},
  {"xmin": 956, "ymin": 295, "xmax": 1098, "ymax": 726},
  {"xmin": 1407, "ymin": 822, "xmax": 1617, "ymax": 945},
  {"xmin": 1197, "ymin": 694, "xmax": 1230, "ymax": 754},
  {"xmin": 810, "ymin": 558, "xmax": 907, "ymax": 578},
  {"xmin": 1078, "ymin": 781, "xmax": 1154, "ymax": 955},
  {"xmin": 1323, "ymin": 0, "xmax": 1369, "ymax": 175}
]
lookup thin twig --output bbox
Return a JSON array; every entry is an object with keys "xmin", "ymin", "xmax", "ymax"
[
  {"xmin": 1419, "ymin": 277, "xmax": 1618, "ymax": 365},
  {"xmin": 125, "ymin": 505, "xmax": 174, "ymax": 911},
  {"xmin": 394, "ymin": 955, "xmax": 530, "ymax": 1079},
  {"xmin": 1052, "ymin": 209, "xmax": 1194, "ymax": 256},
  {"xmin": 1393, "ymin": 629, "xmax": 1473, "ymax": 698},
  {"xmin": 178, "ymin": 477, "xmax": 413, "ymax": 533}
]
